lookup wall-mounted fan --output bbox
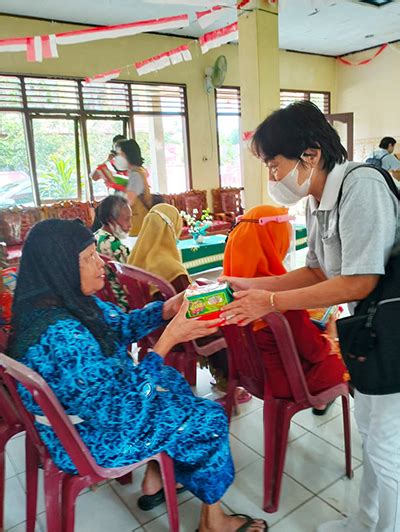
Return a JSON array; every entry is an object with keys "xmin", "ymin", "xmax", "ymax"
[{"xmin": 204, "ymin": 55, "xmax": 228, "ymax": 94}]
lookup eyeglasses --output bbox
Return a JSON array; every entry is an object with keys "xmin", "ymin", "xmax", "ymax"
[{"xmin": 236, "ymin": 214, "xmax": 295, "ymax": 225}]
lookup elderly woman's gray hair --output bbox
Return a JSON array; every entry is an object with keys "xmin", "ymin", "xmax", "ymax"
[{"xmin": 98, "ymin": 195, "xmax": 130, "ymax": 226}]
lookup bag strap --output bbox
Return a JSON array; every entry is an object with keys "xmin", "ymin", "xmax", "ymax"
[{"xmin": 337, "ymin": 163, "xmax": 400, "ymax": 206}]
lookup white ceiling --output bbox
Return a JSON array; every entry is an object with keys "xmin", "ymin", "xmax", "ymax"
[{"xmin": 0, "ymin": 0, "xmax": 400, "ymax": 56}]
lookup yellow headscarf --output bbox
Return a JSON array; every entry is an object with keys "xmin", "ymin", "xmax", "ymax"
[{"xmin": 128, "ymin": 204, "xmax": 191, "ymax": 285}]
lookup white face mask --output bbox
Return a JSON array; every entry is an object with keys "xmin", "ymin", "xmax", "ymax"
[
  {"xmin": 110, "ymin": 223, "xmax": 129, "ymax": 241},
  {"xmin": 113, "ymin": 155, "xmax": 129, "ymax": 172},
  {"xmin": 268, "ymin": 156, "xmax": 314, "ymax": 206}
]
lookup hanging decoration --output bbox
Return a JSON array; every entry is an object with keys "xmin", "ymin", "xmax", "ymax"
[
  {"xmin": 337, "ymin": 43, "xmax": 387, "ymax": 66},
  {"xmin": 237, "ymin": 0, "xmax": 251, "ymax": 8},
  {"xmin": 242, "ymin": 131, "xmax": 254, "ymax": 141},
  {"xmin": 84, "ymin": 69, "xmax": 122, "ymax": 85},
  {"xmin": 196, "ymin": 6, "xmax": 228, "ymax": 29},
  {"xmin": 199, "ymin": 21, "xmax": 238, "ymax": 54},
  {"xmin": 135, "ymin": 44, "xmax": 192, "ymax": 76},
  {"xmin": 26, "ymin": 34, "xmax": 58, "ymax": 62},
  {"xmin": 0, "ymin": 14, "xmax": 190, "ymax": 62}
]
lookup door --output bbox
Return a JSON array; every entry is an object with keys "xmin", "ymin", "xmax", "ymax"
[{"xmin": 325, "ymin": 113, "xmax": 354, "ymax": 161}]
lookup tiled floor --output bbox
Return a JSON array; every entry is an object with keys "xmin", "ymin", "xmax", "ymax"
[{"xmin": 4, "ymin": 366, "xmax": 362, "ymax": 532}]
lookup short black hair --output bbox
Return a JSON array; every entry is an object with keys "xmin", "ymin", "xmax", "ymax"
[
  {"xmin": 98, "ymin": 195, "xmax": 130, "ymax": 226},
  {"xmin": 251, "ymin": 101, "xmax": 348, "ymax": 173},
  {"xmin": 379, "ymin": 137, "xmax": 396, "ymax": 149},
  {"xmin": 119, "ymin": 139, "xmax": 144, "ymax": 166},
  {"xmin": 112, "ymin": 134, "xmax": 126, "ymax": 145}
]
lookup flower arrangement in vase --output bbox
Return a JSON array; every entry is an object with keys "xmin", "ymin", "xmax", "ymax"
[{"xmin": 180, "ymin": 208, "xmax": 213, "ymax": 245}]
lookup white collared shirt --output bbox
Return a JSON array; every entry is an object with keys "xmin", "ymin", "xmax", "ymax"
[{"xmin": 305, "ymin": 162, "xmax": 400, "ymax": 282}]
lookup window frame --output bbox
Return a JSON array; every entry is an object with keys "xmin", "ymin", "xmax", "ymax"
[
  {"xmin": 215, "ymin": 85, "xmax": 243, "ymax": 188},
  {"xmin": 280, "ymin": 89, "xmax": 331, "ymax": 114},
  {"xmin": 0, "ymin": 72, "xmax": 192, "ymax": 205}
]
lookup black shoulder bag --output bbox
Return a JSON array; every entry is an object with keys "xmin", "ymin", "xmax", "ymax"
[{"xmin": 336, "ymin": 165, "xmax": 400, "ymax": 395}]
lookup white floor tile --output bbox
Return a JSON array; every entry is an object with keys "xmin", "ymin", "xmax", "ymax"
[
  {"xmin": 4, "ymin": 475, "xmax": 28, "ymax": 530},
  {"xmin": 319, "ymin": 465, "xmax": 363, "ymax": 516},
  {"xmin": 193, "ymin": 367, "xmax": 215, "ymax": 398},
  {"xmin": 5, "ymin": 452, "xmax": 17, "ymax": 480},
  {"xmin": 293, "ymin": 403, "xmax": 342, "ymax": 432},
  {"xmin": 308, "ymin": 410, "xmax": 363, "ymax": 461},
  {"xmin": 222, "ymin": 458, "xmax": 314, "ymax": 527},
  {"xmin": 6, "ymin": 517, "xmax": 43, "ymax": 532},
  {"xmin": 229, "ymin": 435, "xmax": 259, "ymax": 473},
  {"xmin": 143, "ymin": 498, "xmax": 231, "ymax": 532},
  {"xmin": 111, "ymin": 464, "xmax": 193, "ymax": 526},
  {"xmin": 230, "ymin": 408, "xmax": 307, "ymax": 456},
  {"xmin": 271, "ymin": 496, "xmax": 343, "ymax": 531},
  {"xmin": 284, "ymin": 432, "xmax": 360, "ymax": 494},
  {"xmin": 38, "ymin": 483, "xmax": 140, "ymax": 532},
  {"xmin": 6, "ymin": 434, "xmax": 26, "ymax": 475}
]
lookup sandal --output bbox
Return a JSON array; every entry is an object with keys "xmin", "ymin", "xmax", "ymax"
[
  {"xmin": 137, "ymin": 485, "xmax": 187, "ymax": 511},
  {"xmin": 216, "ymin": 389, "xmax": 253, "ymax": 407},
  {"xmin": 196, "ymin": 513, "xmax": 268, "ymax": 531},
  {"xmin": 312, "ymin": 400, "xmax": 334, "ymax": 416}
]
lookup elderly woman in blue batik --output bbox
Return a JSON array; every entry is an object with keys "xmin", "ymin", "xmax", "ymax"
[{"xmin": 9, "ymin": 219, "xmax": 267, "ymax": 532}]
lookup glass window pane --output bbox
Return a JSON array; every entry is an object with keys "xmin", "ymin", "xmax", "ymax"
[
  {"xmin": 134, "ymin": 115, "xmax": 189, "ymax": 194},
  {"xmin": 32, "ymin": 119, "xmax": 78, "ymax": 202},
  {"xmin": 86, "ymin": 119, "xmax": 125, "ymax": 199},
  {"xmin": 0, "ymin": 112, "xmax": 34, "ymax": 207},
  {"xmin": 217, "ymin": 115, "xmax": 242, "ymax": 188}
]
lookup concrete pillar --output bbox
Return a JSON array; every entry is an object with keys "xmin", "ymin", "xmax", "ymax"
[{"xmin": 238, "ymin": 0, "xmax": 280, "ymax": 208}]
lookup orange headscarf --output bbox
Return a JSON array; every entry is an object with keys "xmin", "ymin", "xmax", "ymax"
[{"xmin": 223, "ymin": 205, "xmax": 291, "ymax": 278}]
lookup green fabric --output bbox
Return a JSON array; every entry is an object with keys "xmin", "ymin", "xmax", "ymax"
[{"xmin": 177, "ymin": 227, "xmax": 308, "ymax": 274}]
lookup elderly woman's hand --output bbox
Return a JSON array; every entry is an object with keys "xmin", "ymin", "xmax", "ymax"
[
  {"xmin": 219, "ymin": 289, "xmax": 274, "ymax": 326},
  {"xmin": 162, "ymin": 291, "xmax": 185, "ymax": 321},
  {"xmin": 155, "ymin": 300, "xmax": 220, "ymax": 357}
]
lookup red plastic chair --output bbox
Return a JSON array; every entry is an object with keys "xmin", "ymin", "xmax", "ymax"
[
  {"xmin": 222, "ymin": 312, "xmax": 352, "ymax": 513},
  {"xmin": 111, "ymin": 262, "xmax": 226, "ymax": 386},
  {"xmin": 0, "ymin": 333, "xmax": 33, "ymax": 531},
  {"xmin": 96, "ymin": 254, "xmax": 119, "ymax": 306},
  {"xmin": 0, "ymin": 353, "xmax": 179, "ymax": 532}
]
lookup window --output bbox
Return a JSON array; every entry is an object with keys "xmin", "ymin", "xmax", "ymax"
[
  {"xmin": 280, "ymin": 90, "xmax": 331, "ymax": 114},
  {"xmin": 0, "ymin": 75, "xmax": 191, "ymax": 206},
  {"xmin": 215, "ymin": 87, "xmax": 242, "ymax": 188}
]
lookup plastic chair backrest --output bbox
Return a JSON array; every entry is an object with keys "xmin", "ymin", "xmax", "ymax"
[
  {"xmin": 96, "ymin": 254, "xmax": 119, "ymax": 305},
  {"xmin": 222, "ymin": 324, "xmax": 268, "ymax": 399},
  {"xmin": 222, "ymin": 312, "xmax": 312, "ymax": 403},
  {"xmin": 0, "ymin": 353, "xmax": 102, "ymax": 476},
  {"xmin": 111, "ymin": 262, "xmax": 176, "ymax": 310}
]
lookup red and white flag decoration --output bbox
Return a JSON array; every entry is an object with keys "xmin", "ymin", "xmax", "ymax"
[
  {"xmin": 196, "ymin": 6, "xmax": 228, "ymax": 30},
  {"xmin": 135, "ymin": 44, "xmax": 192, "ymax": 76},
  {"xmin": 0, "ymin": 15, "xmax": 189, "ymax": 62},
  {"xmin": 199, "ymin": 22, "xmax": 238, "ymax": 54},
  {"xmin": 55, "ymin": 15, "xmax": 189, "ymax": 45},
  {"xmin": 26, "ymin": 34, "xmax": 58, "ymax": 62},
  {"xmin": 84, "ymin": 68, "xmax": 122, "ymax": 85}
]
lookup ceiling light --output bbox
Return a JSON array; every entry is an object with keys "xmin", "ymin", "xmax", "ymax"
[{"xmin": 358, "ymin": 0, "xmax": 393, "ymax": 6}]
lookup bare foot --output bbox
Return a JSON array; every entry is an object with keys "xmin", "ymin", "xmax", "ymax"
[
  {"xmin": 199, "ymin": 511, "xmax": 267, "ymax": 531},
  {"xmin": 141, "ymin": 461, "xmax": 184, "ymax": 496}
]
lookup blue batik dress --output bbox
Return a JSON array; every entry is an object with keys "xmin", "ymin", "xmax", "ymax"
[{"xmin": 18, "ymin": 298, "xmax": 234, "ymax": 504}]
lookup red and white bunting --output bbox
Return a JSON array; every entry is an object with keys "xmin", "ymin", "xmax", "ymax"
[
  {"xmin": 0, "ymin": 14, "xmax": 189, "ymax": 61},
  {"xmin": 84, "ymin": 68, "xmax": 122, "ymax": 85},
  {"xmin": 199, "ymin": 22, "xmax": 238, "ymax": 54},
  {"xmin": 26, "ymin": 34, "xmax": 58, "ymax": 62},
  {"xmin": 196, "ymin": 6, "xmax": 228, "ymax": 30},
  {"xmin": 135, "ymin": 44, "xmax": 192, "ymax": 76},
  {"xmin": 55, "ymin": 15, "xmax": 189, "ymax": 45},
  {"xmin": 0, "ymin": 37, "xmax": 27, "ymax": 53},
  {"xmin": 237, "ymin": 0, "xmax": 250, "ymax": 9}
]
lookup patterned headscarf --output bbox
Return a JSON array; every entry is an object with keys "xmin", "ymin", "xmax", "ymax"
[{"xmin": 10, "ymin": 219, "xmax": 117, "ymax": 358}]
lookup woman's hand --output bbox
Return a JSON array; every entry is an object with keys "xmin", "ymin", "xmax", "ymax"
[
  {"xmin": 154, "ymin": 300, "xmax": 220, "ymax": 357},
  {"xmin": 218, "ymin": 276, "xmax": 255, "ymax": 292},
  {"xmin": 162, "ymin": 292, "xmax": 185, "ymax": 321},
  {"xmin": 220, "ymin": 289, "xmax": 274, "ymax": 326}
]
